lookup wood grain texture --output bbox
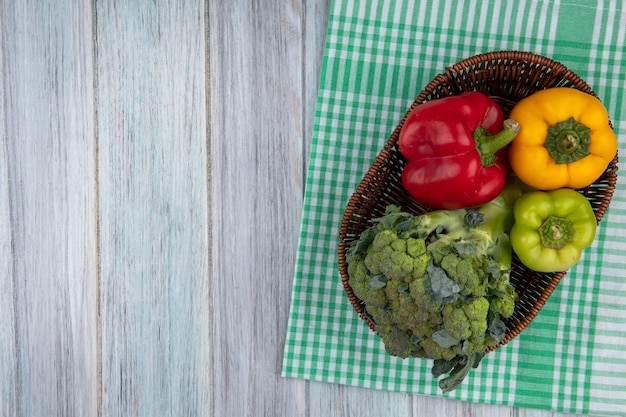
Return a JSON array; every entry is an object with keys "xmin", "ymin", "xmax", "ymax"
[
  {"xmin": 0, "ymin": 1, "xmax": 98, "ymax": 416},
  {"xmin": 0, "ymin": 9, "xmax": 16, "ymax": 416},
  {"xmin": 516, "ymin": 409, "xmax": 582, "ymax": 417},
  {"xmin": 96, "ymin": 1, "xmax": 210, "ymax": 416},
  {"xmin": 302, "ymin": 0, "xmax": 333, "ymax": 167},
  {"xmin": 208, "ymin": 0, "xmax": 308, "ymax": 416}
]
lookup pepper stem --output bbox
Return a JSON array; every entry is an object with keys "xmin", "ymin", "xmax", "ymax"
[
  {"xmin": 538, "ymin": 215, "xmax": 573, "ymax": 250},
  {"xmin": 474, "ymin": 119, "xmax": 520, "ymax": 167},
  {"xmin": 544, "ymin": 117, "xmax": 591, "ymax": 164}
]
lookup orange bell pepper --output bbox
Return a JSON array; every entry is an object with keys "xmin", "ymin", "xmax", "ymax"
[{"xmin": 508, "ymin": 87, "xmax": 617, "ymax": 190}]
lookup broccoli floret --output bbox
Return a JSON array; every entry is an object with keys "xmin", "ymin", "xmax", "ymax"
[
  {"xmin": 375, "ymin": 324, "xmax": 424, "ymax": 359},
  {"xmin": 460, "ymin": 336, "xmax": 490, "ymax": 356},
  {"xmin": 365, "ymin": 304, "xmax": 394, "ymax": 327},
  {"xmin": 409, "ymin": 277, "xmax": 442, "ymax": 313},
  {"xmin": 441, "ymin": 298, "xmax": 490, "ymax": 341},
  {"xmin": 347, "ymin": 253, "xmax": 388, "ymax": 308},
  {"xmin": 419, "ymin": 336, "xmax": 457, "ymax": 361},
  {"xmin": 463, "ymin": 297, "xmax": 490, "ymax": 323},
  {"xmin": 488, "ymin": 272, "xmax": 518, "ymax": 318},
  {"xmin": 493, "ymin": 296, "xmax": 515, "ymax": 318},
  {"xmin": 392, "ymin": 297, "xmax": 419, "ymax": 331},
  {"xmin": 392, "ymin": 301, "xmax": 440, "ymax": 339},
  {"xmin": 440, "ymin": 253, "xmax": 488, "ymax": 297},
  {"xmin": 384, "ymin": 279, "xmax": 409, "ymax": 301},
  {"xmin": 442, "ymin": 303, "xmax": 472, "ymax": 340},
  {"xmin": 344, "ymin": 181, "xmax": 526, "ymax": 392},
  {"xmin": 365, "ymin": 230, "xmax": 429, "ymax": 282}
]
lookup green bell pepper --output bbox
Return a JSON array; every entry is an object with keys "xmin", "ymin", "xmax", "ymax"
[{"xmin": 510, "ymin": 188, "xmax": 597, "ymax": 273}]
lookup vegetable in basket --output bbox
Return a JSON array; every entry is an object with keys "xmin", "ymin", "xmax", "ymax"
[
  {"xmin": 345, "ymin": 180, "xmax": 525, "ymax": 392},
  {"xmin": 508, "ymin": 87, "xmax": 618, "ymax": 190},
  {"xmin": 510, "ymin": 188, "xmax": 597, "ymax": 273},
  {"xmin": 398, "ymin": 92, "xmax": 520, "ymax": 210}
]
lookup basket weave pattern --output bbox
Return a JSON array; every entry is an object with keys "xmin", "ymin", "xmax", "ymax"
[{"xmin": 337, "ymin": 51, "xmax": 619, "ymax": 351}]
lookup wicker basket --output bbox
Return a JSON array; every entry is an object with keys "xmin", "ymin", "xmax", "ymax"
[{"xmin": 337, "ymin": 51, "xmax": 619, "ymax": 352}]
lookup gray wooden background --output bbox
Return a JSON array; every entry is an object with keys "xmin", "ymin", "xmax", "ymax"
[{"xmin": 0, "ymin": 1, "xmax": 584, "ymax": 416}]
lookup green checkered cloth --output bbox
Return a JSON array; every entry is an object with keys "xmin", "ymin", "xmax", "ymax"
[{"xmin": 282, "ymin": 0, "xmax": 626, "ymax": 415}]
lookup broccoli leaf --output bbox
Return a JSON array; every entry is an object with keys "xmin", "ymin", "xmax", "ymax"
[
  {"xmin": 485, "ymin": 260, "xmax": 503, "ymax": 279},
  {"xmin": 432, "ymin": 330, "xmax": 461, "ymax": 348},
  {"xmin": 347, "ymin": 227, "xmax": 378, "ymax": 258},
  {"xmin": 395, "ymin": 218, "xmax": 415, "ymax": 232},
  {"xmin": 489, "ymin": 317, "xmax": 507, "ymax": 342},
  {"xmin": 431, "ymin": 356, "xmax": 463, "ymax": 378},
  {"xmin": 368, "ymin": 274, "xmax": 388, "ymax": 290},
  {"xmin": 425, "ymin": 260, "xmax": 461, "ymax": 304},
  {"xmin": 438, "ymin": 359, "xmax": 471, "ymax": 392},
  {"xmin": 438, "ymin": 353, "xmax": 485, "ymax": 393},
  {"xmin": 471, "ymin": 352, "xmax": 485, "ymax": 368},
  {"xmin": 454, "ymin": 241, "xmax": 479, "ymax": 255},
  {"xmin": 371, "ymin": 205, "xmax": 413, "ymax": 229},
  {"xmin": 487, "ymin": 272, "xmax": 515, "ymax": 298}
]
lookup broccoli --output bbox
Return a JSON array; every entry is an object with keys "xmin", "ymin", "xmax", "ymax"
[
  {"xmin": 364, "ymin": 230, "xmax": 430, "ymax": 282},
  {"xmin": 441, "ymin": 297, "xmax": 488, "ymax": 341},
  {"xmin": 345, "ymin": 182, "xmax": 524, "ymax": 392}
]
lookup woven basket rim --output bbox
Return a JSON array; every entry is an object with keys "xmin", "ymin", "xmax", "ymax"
[{"xmin": 337, "ymin": 50, "xmax": 619, "ymax": 354}]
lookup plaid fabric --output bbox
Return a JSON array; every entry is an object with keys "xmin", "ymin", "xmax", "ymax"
[{"xmin": 282, "ymin": 1, "xmax": 626, "ymax": 415}]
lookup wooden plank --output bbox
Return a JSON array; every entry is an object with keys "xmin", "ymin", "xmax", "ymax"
[
  {"xmin": 414, "ymin": 397, "xmax": 515, "ymax": 417},
  {"xmin": 95, "ymin": 1, "xmax": 210, "ymax": 416},
  {"xmin": 516, "ymin": 409, "xmax": 580, "ymax": 417},
  {"xmin": 207, "ymin": 0, "xmax": 308, "ymax": 415},
  {"xmin": 0, "ymin": 1, "xmax": 98, "ymax": 416},
  {"xmin": 0, "ymin": 9, "xmax": 17, "ymax": 416},
  {"xmin": 302, "ymin": 0, "xmax": 333, "ymax": 164}
]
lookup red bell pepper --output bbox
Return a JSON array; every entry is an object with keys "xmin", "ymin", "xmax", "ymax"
[{"xmin": 398, "ymin": 92, "xmax": 519, "ymax": 209}]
